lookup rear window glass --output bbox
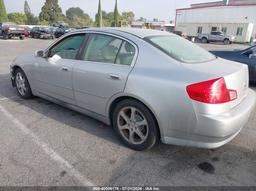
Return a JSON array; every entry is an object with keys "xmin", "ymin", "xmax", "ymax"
[{"xmin": 145, "ymin": 35, "xmax": 216, "ymax": 63}]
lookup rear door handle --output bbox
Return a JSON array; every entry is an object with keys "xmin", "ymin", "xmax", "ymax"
[
  {"xmin": 61, "ymin": 67, "xmax": 69, "ymax": 72},
  {"xmin": 109, "ymin": 74, "xmax": 120, "ymax": 80}
]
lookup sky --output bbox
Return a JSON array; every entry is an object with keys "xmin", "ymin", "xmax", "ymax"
[{"xmin": 4, "ymin": 0, "xmax": 215, "ymax": 22}]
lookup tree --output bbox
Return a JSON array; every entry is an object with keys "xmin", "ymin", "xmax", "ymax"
[
  {"xmin": 96, "ymin": 0, "xmax": 102, "ymax": 27},
  {"xmin": 39, "ymin": 0, "xmax": 63, "ymax": 23},
  {"xmin": 66, "ymin": 7, "xmax": 84, "ymax": 20},
  {"xmin": 114, "ymin": 0, "xmax": 119, "ymax": 27},
  {"xmin": 0, "ymin": 0, "xmax": 8, "ymax": 22},
  {"xmin": 66, "ymin": 7, "xmax": 92, "ymax": 27},
  {"xmin": 122, "ymin": 11, "xmax": 135, "ymax": 26},
  {"xmin": 24, "ymin": 0, "xmax": 38, "ymax": 25},
  {"xmin": 24, "ymin": 0, "xmax": 31, "ymax": 15},
  {"xmin": 26, "ymin": 14, "xmax": 39, "ymax": 25},
  {"xmin": 8, "ymin": 13, "xmax": 27, "ymax": 24},
  {"xmin": 137, "ymin": 17, "xmax": 146, "ymax": 22}
]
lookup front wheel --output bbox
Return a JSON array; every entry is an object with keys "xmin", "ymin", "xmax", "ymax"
[
  {"xmin": 112, "ymin": 99, "xmax": 159, "ymax": 151},
  {"xmin": 224, "ymin": 39, "xmax": 230, "ymax": 45},
  {"xmin": 19, "ymin": 35, "xmax": 25, "ymax": 40},
  {"xmin": 14, "ymin": 68, "xmax": 33, "ymax": 99}
]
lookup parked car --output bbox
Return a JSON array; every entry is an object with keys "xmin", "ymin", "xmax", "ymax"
[
  {"xmin": 30, "ymin": 27, "xmax": 54, "ymax": 39},
  {"xmin": 0, "ymin": 22, "xmax": 25, "ymax": 40},
  {"xmin": 54, "ymin": 27, "xmax": 72, "ymax": 38},
  {"xmin": 211, "ymin": 45, "xmax": 256, "ymax": 83},
  {"xmin": 172, "ymin": 31, "xmax": 188, "ymax": 39},
  {"xmin": 198, "ymin": 31, "xmax": 236, "ymax": 44},
  {"xmin": 10, "ymin": 28, "xmax": 256, "ymax": 151}
]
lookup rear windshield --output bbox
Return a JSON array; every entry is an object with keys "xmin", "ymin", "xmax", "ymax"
[{"xmin": 144, "ymin": 35, "xmax": 216, "ymax": 63}]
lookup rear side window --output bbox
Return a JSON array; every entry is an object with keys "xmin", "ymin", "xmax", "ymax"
[
  {"xmin": 116, "ymin": 41, "xmax": 136, "ymax": 65},
  {"xmin": 49, "ymin": 34, "xmax": 85, "ymax": 60},
  {"xmin": 145, "ymin": 35, "xmax": 216, "ymax": 63},
  {"xmin": 83, "ymin": 34, "xmax": 135, "ymax": 65}
]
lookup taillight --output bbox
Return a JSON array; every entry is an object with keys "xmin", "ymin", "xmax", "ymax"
[{"xmin": 186, "ymin": 77, "xmax": 237, "ymax": 104}]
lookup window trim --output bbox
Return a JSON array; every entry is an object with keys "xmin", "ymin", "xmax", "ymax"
[
  {"xmin": 79, "ymin": 32, "xmax": 138, "ymax": 67},
  {"xmin": 45, "ymin": 32, "xmax": 87, "ymax": 59},
  {"xmin": 144, "ymin": 35, "xmax": 216, "ymax": 64}
]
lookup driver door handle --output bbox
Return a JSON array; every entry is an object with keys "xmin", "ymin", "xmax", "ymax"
[
  {"xmin": 61, "ymin": 67, "xmax": 69, "ymax": 72},
  {"xmin": 109, "ymin": 74, "xmax": 120, "ymax": 80}
]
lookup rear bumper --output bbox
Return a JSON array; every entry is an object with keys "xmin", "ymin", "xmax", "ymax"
[{"xmin": 163, "ymin": 89, "xmax": 256, "ymax": 148}]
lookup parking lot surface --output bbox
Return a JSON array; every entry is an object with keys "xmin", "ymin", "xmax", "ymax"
[{"xmin": 0, "ymin": 38, "xmax": 255, "ymax": 186}]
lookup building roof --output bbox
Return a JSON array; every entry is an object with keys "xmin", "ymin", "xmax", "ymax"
[{"xmin": 177, "ymin": 0, "xmax": 256, "ymax": 11}]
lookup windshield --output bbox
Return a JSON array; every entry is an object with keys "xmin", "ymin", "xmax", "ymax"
[{"xmin": 145, "ymin": 35, "xmax": 216, "ymax": 63}]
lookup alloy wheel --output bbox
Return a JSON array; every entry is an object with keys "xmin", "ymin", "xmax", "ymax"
[
  {"xmin": 117, "ymin": 106, "xmax": 149, "ymax": 145},
  {"xmin": 15, "ymin": 72, "xmax": 27, "ymax": 96}
]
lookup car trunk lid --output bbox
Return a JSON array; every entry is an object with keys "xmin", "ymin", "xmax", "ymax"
[{"xmin": 182, "ymin": 58, "xmax": 249, "ymax": 109}]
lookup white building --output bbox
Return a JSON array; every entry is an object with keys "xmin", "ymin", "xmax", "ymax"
[{"xmin": 175, "ymin": 0, "xmax": 256, "ymax": 42}]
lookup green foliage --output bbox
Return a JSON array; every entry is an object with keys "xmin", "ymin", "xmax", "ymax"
[
  {"xmin": 24, "ymin": 0, "xmax": 31, "ymax": 15},
  {"xmin": 0, "ymin": 0, "xmax": 8, "ymax": 22},
  {"xmin": 8, "ymin": 12, "xmax": 27, "ymax": 24},
  {"xmin": 122, "ymin": 11, "xmax": 135, "ymax": 26},
  {"xmin": 26, "ymin": 13, "xmax": 39, "ymax": 25},
  {"xmin": 66, "ymin": 7, "xmax": 93, "ymax": 27},
  {"xmin": 114, "ymin": 0, "xmax": 119, "ymax": 27},
  {"xmin": 24, "ymin": 1, "xmax": 38, "ymax": 25},
  {"xmin": 38, "ymin": 19, "xmax": 49, "ymax": 26},
  {"xmin": 39, "ymin": 0, "xmax": 63, "ymax": 23},
  {"xmin": 96, "ymin": 0, "xmax": 102, "ymax": 27},
  {"xmin": 138, "ymin": 17, "xmax": 147, "ymax": 22}
]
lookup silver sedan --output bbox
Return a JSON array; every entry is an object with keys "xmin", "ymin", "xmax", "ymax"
[{"xmin": 10, "ymin": 28, "xmax": 256, "ymax": 151}]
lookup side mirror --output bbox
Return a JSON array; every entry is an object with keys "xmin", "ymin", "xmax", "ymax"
[
  {"xmin": 249, "ymin": 53, "xmax": 256, "ymax": 59},
  {"xmin": 35, "ymin": 50, "xmax": 46, "ymax": 58}
]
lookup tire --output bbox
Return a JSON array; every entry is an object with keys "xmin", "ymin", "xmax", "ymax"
[
  {"xmin": 112, "ymin": 99, "xmax": 159, "ymax": 151},
  {"xmin": 224, "ymin": 39, "xmax": 230, "ymax": 45},
  {"xmin": 19, "ymin": 35, "xmax": 25, "ymax": 40},
  {"xmin": 201, "ymin": 37, "xmax": 208, "ymax": 43},
  {"xmin": 14, "ymin": 68, "xmax": 33, "ymax": 99},
  {"xmin": 3, "ymin": 32, "xmax": 8, "ymax": 40}
]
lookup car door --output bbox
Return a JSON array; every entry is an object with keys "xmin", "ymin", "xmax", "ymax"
[
  {"xmin": 215, "ymin": 32, "xmax": 224, "ymax": 41},
  {"xmin": 33, "ymin": 33, "xmax": 86, "ymax": 104},
  {"xmin": 209, "ymin": 32, "xmax": 217, "ymax": 41},
  {"xmin": 73, "ymin": 33, "xmax": 137, "ymax": 116}
]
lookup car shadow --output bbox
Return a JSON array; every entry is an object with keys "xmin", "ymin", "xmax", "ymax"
[{"xmin": 0, "ymin": 73, "xmax": 122, "ymax": 146}]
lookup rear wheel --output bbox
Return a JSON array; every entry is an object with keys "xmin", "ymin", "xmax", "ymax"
[
  {"xmin": 112, "ymin": 99, "xmax": 159, "ymax": 151},
  {"xmin": 14, "ymin": 68, "xmax": 33, "ymax": 99},
  {"xmin": 3, "ymin": 32, "xmax": 8, "ymax": 40},
  {"xmin": 19, "ymin": 35, "xmax": 25, "ymax": 40},
  {"xmin": 201, "ymin": 37, "xmax": 208, "ymax": 43}
]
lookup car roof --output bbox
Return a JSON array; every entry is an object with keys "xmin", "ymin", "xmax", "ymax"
[{"xmin": 76, "ymin": 27, "xmax": 173, "ymax": 39}]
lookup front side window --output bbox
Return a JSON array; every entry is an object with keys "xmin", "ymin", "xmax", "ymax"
[
  {"xmin": 145, "ymin": 35, "xmax": 216, "ymax": 64},
  {"xmin": 84, "ymin": 34, "xmax": 122, "ymax": 64},
  {"xmin": 49, "ymin": 34, "xmax": 85, "ymax": 60}
]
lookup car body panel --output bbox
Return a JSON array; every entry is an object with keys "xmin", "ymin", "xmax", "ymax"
[{"xmin": 211, "ymin": 45, "xmax": 256, "ymax": 83}]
